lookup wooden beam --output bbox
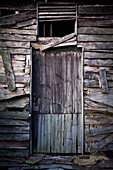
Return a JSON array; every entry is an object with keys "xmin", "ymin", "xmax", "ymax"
[
  {"xmin": 40, "ymin": 33, "xmax": 76, "ymax": 51},
  {"xmin": 1, "ymin": 49, "xmax": 16, "ymax": 91},
  {"xmin": 99, "ymin": 69, "xmax": 108, "ymax": 94}
]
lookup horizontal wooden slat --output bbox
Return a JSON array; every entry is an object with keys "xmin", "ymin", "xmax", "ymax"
[
  {"xmin": 0, "ymin": 149, "xmax": 29, "ymax": 157},
  {"xmin": 0, "ymin": 41, "xmax": 30, "ymax": 48},
  {"xmin": 78, "ymin": 6, "xmax": 113, "ymax": 15},
  {"xmin": 0, "ymin": 48, "xmax": 31, "ymax": 54},
  {"xmin": 12, "ymin": 19, "xmax": 36, "ymax": 28},
  {"xmin": 84, "ymin": 80, "xmax": 113, "ymax": 88},
  {"xmin": 0, "ymin": 28, "xmax": 37, "ymax": 35},
  {"xmin": 0, "ymin": 34, "xmax": 36, "ymax": 42},
  {"xmin": 0, "ymin": 134, "xmax": 29, "ymax": 141},
  {"xmin": 0, "ymin": 119, "xmax": 29, "ymax": 126},
  {"xmin": 0, "ymin": 111, "xmax": 29, "ymax": 120},
  {"xmin": 84, "ymin": 59, "xmax": 113, "ymax": 67},
  {"xmin": 0, "ymin": 11, "xmax": 36, "ymax": 26},
  {"xmin": 78, "ymin": 42, "xmax": 113, "ymax": 50},
  {"xmin": 0, "ymin": 141, "xmax": 29, "ymax": 149},
  {"xmin": 78, "ymin": 27, "xmax": 113, "ymax": 35},
  {"xmin": 0, "ymin": 126, "xmax": 29, "ymax": 134},
  {"xmin": 78, "ymin": 35, "xmax": 113, "ymax": 42},
  {"xmin": 84, "ymin": 52, "xmax": 113, "ymax": 59},
  {"xmin": 78, "ymin": 19, "xmax": 113, "ymax": 27}
]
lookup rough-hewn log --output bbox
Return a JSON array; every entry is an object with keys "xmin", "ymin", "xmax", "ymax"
[
  {"xmin": 0, "ymin": 141, "xmax": 29, "ymax": 149},
  {"xmin": 0, "ymin": 11, "xmax": 36, "ymax": 26},
  {"xmin": 99, "ymin": 69, "xmax": 108, "ymax": 94},
  {"xmin": 0, "ymin": 119, "xmax": 29, "ymax": 126},
  {"xmin": 0, "ymin": 126, "xmax": 29, "ymax": 134},
  {"xmin": 1, "ymin": 50, "xmax": 16, "ymax": 91},
  {"xmin": 0, "ymin": 48, "xmax": 31, "ymax": 55}
]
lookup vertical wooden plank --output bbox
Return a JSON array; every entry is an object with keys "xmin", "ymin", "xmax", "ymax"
[
  {"xmin": 99, "ymin": 69, "xmax": 108, "ymax": 94},
  {"xmin": 1, "ymin": 49, "xmax": 16, "ymax": 91},
  {"xmin": 72, "ymin": 114, "xmax": 77, "ymax": 153},
  {"xmin": 37, "ymin": 114, "xmax": 41, "ymax": 152},
  {"xmin": 66, "ymin": 53, "xmax": 72, "ymax": 113},
  {"xmin": 36, "ymin": 2, "xmax": 39, "ymax": 40}
]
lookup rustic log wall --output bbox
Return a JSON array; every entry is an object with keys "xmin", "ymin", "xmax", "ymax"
[
  {"xmin": 0, "ymin": 1, "xmax": 37, "ymax": 158},
  {"xmin": 77, "ymin": 5, "xmax": 113, "ymax": 152}
]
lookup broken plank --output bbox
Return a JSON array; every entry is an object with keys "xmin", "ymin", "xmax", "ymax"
[
  {"xmin": 1, "ymin": 50, "xmax": 16, "ymax": 91},
  {"xmin": 99, "ymin": 69, "xmax": 108, "ymax": 94},
  {"xmin": 40, "ymin": 33, "xmax": 76, "ymax": 51}
]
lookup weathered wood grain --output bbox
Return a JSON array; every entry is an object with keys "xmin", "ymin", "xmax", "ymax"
[
  {"xmin": 0, "ymin": 48, "xmax": 31, "ymax": 55},
  {"xmin": 78, "ymin": 6, "xmax": 113, "ymax": 15},
  {"xmin": 0, "ymin": 119, "xmax": 29, "ymax": 126},
  {"xmin": 0, "ymin": 28, "xmax": 37, "ymax": 35},
  {"xmin": 40, "ymin": 33, "xmax": 76, "ymax": 51},
  {"xmin": 0, "ymin": 111, "xmax": 29, "ymax": 120},
  {"xmin": 0, "ymin": 141, "xmax": 29, "ymax": 149},
  {"xmin": 78, "ymin": 35, "xmax": 113, "ymax": 42},
  {"xmin": 13, "ymin": 19, "xmax": 36, "ymax": 28},
  {"xmin": 0, "ymin": 11, "xmax": 36, "ymax": 26},
  {"xmin": 84, "ymin": 59, "xmax": 113, "ymax": 67},
  {"xmin": 0, "ymin": 33, "xmax": 36, "ymax": 41},
  {"xmin": 78, "ymin": 27, "xmax": 113, "ymax": 35},
  {"xmin": 0, "ymin": 134, "xmax": 29, "ymax": 141},
  {"xmin": 78, "ymin": 19, "xmax": 113, "ymax": 27},
  {"xmin": 0, "ymin": 126, "xmax": 29, "ymax": 134},
  {"xmin": 99, "ymin": 69, "xmax": 108, "ymax": 93},
  {"xmin": 78, "ymin": 42, "xmax": 113, "ymax": 50},
  {"xmin": 84, "ymin": 52, "xmax": 113, "ymax": 59},
  {"xmin": 1, "ymin": 50, "xmax": 16, "ymax": 91},
  {"xmin": 0, "ymin": 149, "xmax": 29, "ymax": 157},
  {"xmin": 0, "ymin": 41, "xmax": 30, "ymax": 48}
]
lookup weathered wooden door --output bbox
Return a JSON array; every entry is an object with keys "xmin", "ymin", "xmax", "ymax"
[{"xmin": 32, "ymin": 47, "xmax": 83, "ymax": 153}]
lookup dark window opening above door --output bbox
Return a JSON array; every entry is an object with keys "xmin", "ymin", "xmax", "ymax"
[{"xmin": 39, "ymin": 20, "xmax": 75, "ymax": 37}]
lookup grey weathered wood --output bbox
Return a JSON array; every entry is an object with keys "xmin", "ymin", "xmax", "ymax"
[
  {"xmin": 78, "ymin": 42, "xmax": 113, "ymax": 50},
  {"xmin": 0, "ymin": 126, "xmax": 29, "ymax": 134},
  {"xmin": 84, "ymin": 52, "xmax": 113, "ymax": 59},
  {"xmin": 1, "ymin": 50, "xmax": 16, "ymax": 91},
  {"xmin": 0, "ymin": 33, "xmax": 36, "ymax": 41},
  {"xmin": 40, "ymin": 33, "xmax": 76, "ymax": 51},
  {"xmin": 0, "ymin": 111, "xmax": 29, "ymax": 120},
  {"xmin": 0, "ymin": 134, "xmax": 29, "ymax": 141},
  {"xmin": 78, "ymin": 19, "xmax": 113, "ymax": 27},
  {"xmin": 0, "ymin": 11, "xmax": 36, "ymax": 26},
  {"xmin": 0, "ymin": 141, "xmax": 28, "ymax": 149},
  {"xmin": 78, "ymin": 27, "xmax": 113, "ymax": 35},
  {"xmin": 99, "ymin": 69, "xmax": 108, "ymax": 94},
  {"xmin": 0, "ymin": 28, "xmax": 37, "ymax": 35},
  {"xmin": 13, "ymin": 19, "xmax": 36, "ymax": 28},
  {"xmin": 78, "ymin": 35, "xmax": 113, "ymax": 42},
  {"xmin": 0, "ymin": 48, "xmax": 31, "ymax": 55},
  {"xmin": 0, "ymin": 119, "xmax": 29, "ymax": 126},
  {"xmin": 0, "ymin": 41, "xmax": 30, "ymax": 48},
  {"xmin": 0, "ymin": 149, "xmax": 29, "ymax": 157},
  {"xmin": 78, "ymin": 6, "xmax": 113, "ymax": 15},
  {"xmin": 87, "ymin": 124, "xmax": 113, "ymax": 136},
  {"xmin": 84, "ymin": 59, "xmax": 113, "ymax": 67}
]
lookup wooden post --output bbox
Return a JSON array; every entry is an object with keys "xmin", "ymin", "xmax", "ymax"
[
  {"xmin": 75, "ymin": 4, "xmax": 78, "ymax": 35},
  {"xmin": 99, "ymin": 69, "xmax": 108, "ymax": 94},
  {"xmin": 36, "ymin": 2, "xmax": 39, "ymax": 40},
  {"xmin": 1, "ymin": 49, "xmax": 16, "ymax": 91},
  {"xmin": 81, "ymin": 47, "xmax": 85, "ymax": 155}
]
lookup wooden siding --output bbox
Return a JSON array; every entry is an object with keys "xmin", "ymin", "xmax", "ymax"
[
  {"xmin": 77, "ymin": 4, "xmax": 113, "ymax": 152},
  {"xmin": 0, "ymin": 2, "xmax": 37, "ymax": 159}
]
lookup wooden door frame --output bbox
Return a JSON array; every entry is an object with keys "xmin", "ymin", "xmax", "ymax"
[{"xmin": 30, "ymin": 45, "xmax": 85, "ymax": 155}]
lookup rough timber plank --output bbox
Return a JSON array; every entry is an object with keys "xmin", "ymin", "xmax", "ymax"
[
  {"xmin": 0, "ymin": 11, "xmax": 36, "ymax": 26},
  {"xmin": 78, "ymin": 6, "xmax": 113, "ymax": 15},
  {"xmin": 0, "ymin": 149, "xmax": 29, "ymax": 157},
  {"xmin": 0, "ymin": 134, "xmax": 29, "ymax": 141},
  {"xmin": 84, "ymin": 52, "xmax": 113, "ymax": 59},
  {"xmin": 40, "ymin": 33, "xmax": 76, "ymax": 51},
  {"xmin": 99, "ymin": 69, "xmax": 108, "ymax": 94},
  {"xmin": 0, "ymin": 111, "xmax": 29, "ymax": 120},
  {"xmin": 84, "ymin": 59, "xmax": 113, "ymax": 67},
  {"xmin": 0, "ymin": 34, "xmax": 36, "ymax": 41},
  {"xmin": 78, "ymin": 35, "xmax": 113, "ymax": 42},
  {"xmin": 0, "ymin": 126, "xmax": 29, "ymax": 134},
  {"xmin": 1, "ymin": 50, "xmax": 16, "ymax": 91},
  {"xmin": 78, "ymin": 27, "xmax": 113, "ymax": 35},
  {"xmin": 0, "ymin": 41, "xmax": 30, "ymax": 48},
  {"xmin": 0, "ymin": 28, "xmax": 37, "ymax": 35}
]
